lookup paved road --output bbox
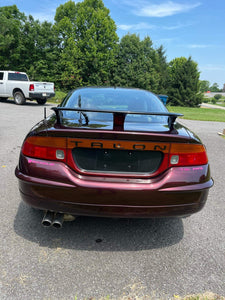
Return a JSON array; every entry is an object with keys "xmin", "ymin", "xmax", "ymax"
[
  {"xmin": 201, "ymin": 103, "xmax": 225, "ymax": 110},
  {"xmin": 0, "ymin": 100, "xmax": 224, "ymax": 299}
]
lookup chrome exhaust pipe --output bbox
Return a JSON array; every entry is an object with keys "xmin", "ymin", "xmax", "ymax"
[
  {"xmin": 52, "ymin": 213, "xmax": 64, "ymax": 228},
  {"xmin": 42, "ymin": 211, "xmax": 54, "ymax": 227}
]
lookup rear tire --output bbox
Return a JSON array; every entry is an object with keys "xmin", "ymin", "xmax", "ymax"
[
  {"xmin": 36, "ymin": 98, "xmax": 47, "ymax": 105},
  {"xmin": 14, "ymin": 91, "xmax": 26, "ymax": 105}
]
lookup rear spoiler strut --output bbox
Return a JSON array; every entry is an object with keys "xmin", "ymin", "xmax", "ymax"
[{"xmin": 51, "ymin": 107, "xmax": 183, "ymax": 131}]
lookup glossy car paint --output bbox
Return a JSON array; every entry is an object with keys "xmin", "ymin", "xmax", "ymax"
[{"xmin": 15, "ymin": 87, "xmax": 213, "ymax": 218}]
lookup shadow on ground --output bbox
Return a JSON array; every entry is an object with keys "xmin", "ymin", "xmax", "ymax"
[
  {"xmin": 0, "ymin": 98, "xmax": 53, "ymax": 106},
  {"xmin": 14, "ymin": 202, "xmax": 184, "ymax": 251}
]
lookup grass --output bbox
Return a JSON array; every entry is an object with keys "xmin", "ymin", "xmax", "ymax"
[
  {"xmin": 47, "ymin": 90, "xmax": 67, "ymax": 104},
  {"xmin": 167, "ymin": 106, "xmax": 225, "ymax": 122}
]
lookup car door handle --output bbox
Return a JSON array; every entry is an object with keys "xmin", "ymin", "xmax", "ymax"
[{"xmin": 0, "ymin": 82, "xmax": 3, "ymax": 84}]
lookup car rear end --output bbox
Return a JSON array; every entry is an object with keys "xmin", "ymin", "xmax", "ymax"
[{"xmin": 15, "ymin": 87, "xmax": 213, "ymax": 218}]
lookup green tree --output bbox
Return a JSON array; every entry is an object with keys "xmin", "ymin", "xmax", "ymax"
[
  {"xmin": 54, "ymin": 0, "xmax": 77, "ymax": 47},
  {"xmin": 56, "ymin": 37, "xmax": 83, "ymax": 89},
  {"xmin": 155, "ymin": 45, "xmax": 169, "ymax": 94},
  {"xmin": 199, "ymin": 80, "xmax": 210, "ymax": 93},
  {"xmin": 76, "ymin": 0, "xmax": 119, "ymax": 86},
  {"xmin": 213, "ymin": 94, "xmax": 222, "ymax": 100},
  {"xmin": 28, "ymin": 20, "xmax": 59, "ymax": 82},
  {"xmin": 54, "ymin": 0, "xmax": 119, "ymax": 89},
  {"xmin": 167, "ymin": 56, "xmax": 203, "ymax": 107},
  {"xmin": 112, "ymin": 34, "xmax": 159, "ymax": 92},
  {"xmin": 0, "ymin": 5, "xmax": 26, "ymax": 69},
  {"xmin": 210, "ymin": 82, "xmax": 220, "ymax": 92}
]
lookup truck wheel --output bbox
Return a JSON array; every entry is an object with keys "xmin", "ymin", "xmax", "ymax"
[
  {"xmin": 36, "ymin": 99, "xmax": 47, "ymax": 105},
  {"xmin": 14, "ymin": 91, "xmax": 26, "ymax": 105}
]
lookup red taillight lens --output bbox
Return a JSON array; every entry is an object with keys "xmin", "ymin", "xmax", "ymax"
[
  {"xmin": 29, "ymin": 84, "xmax": 34, "ymax": 91},
  {"xmin": 169, "ymin": 143, "xmax": 208, "ymax": 167},
  {"xmin": 22, "ymin": 136, "xmax": 67, "ymax": 162}
]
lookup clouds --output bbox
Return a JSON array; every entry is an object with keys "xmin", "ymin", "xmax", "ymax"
[
  {"xmin": 134, "ymin": 1, "xmax": 201, "ymax": 17},
  {"xmin": 186, "ymin": 44, "xmax": 213, "ymax": 49},
  {"xmin": 200, "ymin": 64, "xmax": 225, "ymax": 71},
  {"xmin": 118, "ymin": 23, "xmax": 156, "ymax": 31},
  {"xmin": 179, "ymin": 44, "xmax": 223, "ymax": 49},
  {"xmin": 118, "ymin": 22, "xmax": 193, "ymax": 32},
  {"xmin": 119, "ymin": 1, "xmax": 202, "ymax": 18},
  {"xmin": 118, "ymin": 2, "xmax": 200, "ymax": 33}
]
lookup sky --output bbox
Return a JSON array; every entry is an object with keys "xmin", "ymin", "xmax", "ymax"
[{"xmin": 2, "ymin": 0, "xmax": 225, "ymax": 88}]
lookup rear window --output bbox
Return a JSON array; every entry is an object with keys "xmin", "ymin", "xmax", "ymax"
[
  {"xmin": 60, "ymin": 87, "xmax": 168, "ymax": 126},
  {"xmin": 8, "ymin": 72, "xmax": 28, "ymax": 81},
  {"xmin": 62, "ymin": 88, "xmax": 167, "ymax": 112}
]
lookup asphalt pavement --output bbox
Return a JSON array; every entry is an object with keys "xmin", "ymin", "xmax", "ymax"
[
  {"xmin": 0, "ymin": 100, "xmax": 224, "ymax": 299},
  {"xmin": 201, "ymin": 103, "xmax": 225, "ymax": 110}
]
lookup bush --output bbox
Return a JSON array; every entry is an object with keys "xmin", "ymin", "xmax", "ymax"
[
  {"xmin": 202, "ymin": 98, "xmax": 209, "ymax": 103},
  {"xmin": 49, "ymin": 91, "xmax": 67, "ymax": 103},
  {"xmin": 211, "ymin": 98, "xmax": 217, "ymax": 104},
  {"xmin": 214, "ymin": 94, "xmax": 222, "ymax": 100}
]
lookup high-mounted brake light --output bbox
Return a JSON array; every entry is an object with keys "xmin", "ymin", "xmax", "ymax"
[{"xmin": 29, "ymin": 84, "xmax": 34, "ymax": 91}]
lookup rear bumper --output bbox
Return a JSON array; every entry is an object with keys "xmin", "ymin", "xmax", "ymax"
[
  {"xmin": 15, "ymin": 156, "xmax": 213, "ymax": 218},
  {"xmin": 29, "ymin": 92, "xmax": 55, "ymax": 99}
]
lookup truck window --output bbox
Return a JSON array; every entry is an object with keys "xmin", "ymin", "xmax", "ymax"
[
  {"xmin": 0, "ymin": 72, "xmax": 4, "ymax": 80},
  {"xmin": 8, "ymin": 73, "xmax": 28, "ymax": 81}
]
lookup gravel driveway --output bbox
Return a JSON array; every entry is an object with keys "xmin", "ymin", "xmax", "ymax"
[{"xmin": 0, "ymin": 100, "xmax": 224, "ymax": 299}]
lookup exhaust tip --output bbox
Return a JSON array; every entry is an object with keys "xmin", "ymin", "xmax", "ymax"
[
  {"xmin": 42, "ymin": 211, "xmax": 54, "ymax": 227},
  {"xmin": 52, "ymin": 222, "xmax": 62, "ymax": 229},
  {"xmin": 42, "ymin": 220, "xmax": 52, "ymax": 227},
  {"xmin": 42, "ymin": 212, "xmax": 73, "ymax": 228},
  {"xmin": 52, "ymin": 213, "xmax": 64, "ymax": 229}
]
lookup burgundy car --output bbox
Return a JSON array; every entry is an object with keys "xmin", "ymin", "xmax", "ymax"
[{"xmin": 15, "ymin": 87, "xmax": 213, "ymax": 227}]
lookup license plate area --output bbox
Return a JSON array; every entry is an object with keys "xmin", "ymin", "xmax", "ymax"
[{"xmin": 72, "ymin": 148, "xmax": 163, "ymax": 173}]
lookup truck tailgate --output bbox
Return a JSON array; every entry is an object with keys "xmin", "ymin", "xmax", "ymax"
[{"xmin": 33, "ymin": 82, "xmax": 54, "ymax": 92}]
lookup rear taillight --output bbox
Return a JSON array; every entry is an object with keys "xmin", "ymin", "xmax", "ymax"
[
  {"xmin": 29, "ymin": 84, "xmax": 34, "ymax": 91},
  {"xmin": 169, "ymin": 143, "xmax": 208, "ymax": 167},
  {"xmin": 21, "ymin": 136, "xmax": 209, "ymax": 174},
  {"xmin": 22, "ymin": 136, "xmax": 67, "ymax": 162}
]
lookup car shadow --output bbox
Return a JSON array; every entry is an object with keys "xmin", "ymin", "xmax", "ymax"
[
  {"xmin": 14, "ymin": 202, "xmax": 184, "ymax": 251},
  {"xmin": 0, "ymin": 98, "xmax": 53, "ymax": 106}
]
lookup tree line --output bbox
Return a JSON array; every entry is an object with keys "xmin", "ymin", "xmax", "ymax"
[
  {"xmin": 199, "ymin": 81, "xmax": 223, "ymax": 93},
  {"xmin": 0, "ymin": 0, "xmax": 216, "ymax": 106}
]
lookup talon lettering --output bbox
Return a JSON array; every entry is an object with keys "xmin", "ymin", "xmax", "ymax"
[{"xmin": 68, "ymin": 138, "xmax": 169, "ymax": 152}]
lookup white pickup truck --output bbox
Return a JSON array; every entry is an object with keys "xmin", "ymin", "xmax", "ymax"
[{"xmin": 0, "ymin": 71, "xmax": 55, "ymax": 105}]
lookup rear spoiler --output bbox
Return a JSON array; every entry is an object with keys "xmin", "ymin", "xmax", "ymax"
[{"xmin": 51, "ymin": 107, "xmax": 183, "ymax": 131}]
